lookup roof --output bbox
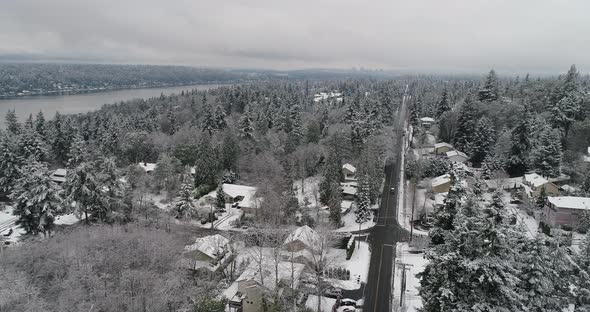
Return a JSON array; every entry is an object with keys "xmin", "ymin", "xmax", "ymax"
[
  {"xmin": 483, "ymin": 177, "xmax": 524, "ymax": 190},
  {"xmin": 50, "ymin": 168, "xmax": 67, "ymax": 182},
  {"xmin": 524, "ymin": 173, "xmax": 550, "ymax": 188},
  {"xmin": 341, "ymin": 200, "xmax": 354, "ymax": 209},
  {"xmin": 341, "ymin": 186, "xmax": 358, "ymax": 196},
  {"xmin": 342, "ymin": 163, "xmax": 356, "ymax": 173},
  {"xmin": 547, "ymin": 196, "xmax": 590, "ymax": 210},
  {"xmin": 431, "ymin": 174, "xmax": 451, "ymax": 188},
  {"xmin": 184, "ymin": 234, "xmax": 229, "ymax": 259},
  {"xmin": 420, "ymin": 117, "xmax": 435, "ymax": 123},
  {"xmin": 588, "ymin": 147, "xmax": 590, "ymax": 155},
  {"xmin": 138, "ymin": 162, "xmax": 157, "ymax": 172},
  {"xmin": 222, "ymin": 183, "xmax": 257, "ymax": 199},
  {"xmin": 446, "ymin": 150, "xmax": 468, "ymax": 159},
  {"xmin": 284, "ymin": 225, "xmax": 321, "ymax": 247},
  {"xmin": 434, "ymin": 142, "xmax": 453, "ymax": 149},
  {"xmin": 560, "ymin": 185, "xmax": 578, "ymax": 194}
]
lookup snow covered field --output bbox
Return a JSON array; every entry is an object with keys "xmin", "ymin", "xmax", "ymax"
[
  {"xmin": 326, "ymin": 240, "xmax": 371, "ymax": 290},
  {"xmin": 334, "ymin": 212, "xmax": 376, "ymax": 233}
]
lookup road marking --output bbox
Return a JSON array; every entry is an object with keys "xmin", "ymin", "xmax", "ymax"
[{"xmin": 373, "ymin": 245, "xmax": 384, "ymax": 312}]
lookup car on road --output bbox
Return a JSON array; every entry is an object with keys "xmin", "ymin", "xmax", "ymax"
[
  {"xmin": 323, "ymin": 286, "xmax": 342, "ymax": 298},
  {"xmin": 390, "ymin": 187, "xmax": 395, "ymax": 193}
]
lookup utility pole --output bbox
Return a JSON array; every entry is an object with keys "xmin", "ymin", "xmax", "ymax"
[{"xmin": 396, "ymin": 260, "xmax": 413, "ymax": 308}]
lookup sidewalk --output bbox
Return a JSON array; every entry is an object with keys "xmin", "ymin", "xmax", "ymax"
[{"xmin": 391, "ymin": 243, "xmax": 427, "ymax": 312}]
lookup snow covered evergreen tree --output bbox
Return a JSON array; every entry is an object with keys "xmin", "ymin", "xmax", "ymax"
[
  {"xmin": 0, "ymin": 134, "xmax": 23, "ymax": 194},
  {"xmin": 239, "ymin": 105, "xmax": 255, "ymax": 140},
  {"xmin": 51, "ymin": 112, "xmax": 72, "ymax": 165},
  {"xmin": 173, "ymin": 178, "xmax": 196, "ymax": 219},
  {"xmin": 214, "ymin": 105, "xmax": 227, "ymax": 130},
  {"xmin": 67, "ymin": 135, "xmax": 89, "ymax": 167},
  {"xmin": 5, "ymin": 109, "xmax": 21, "ymax": 135},
  {"xmin": 470, "ymin": 116, "xmax": 496, "ymax": 166},
  {"xmin": 355, "ymin": 175, "xmax": 371, "ymax": 230},
  {"xmin": 478, "ymin": 69, "xmax": 500, "ymax": 102},
  {"xmin": 507, "ymin": 102, "xmax": 533, "ymax": 176},
  {"xmin": 216, "ymin": 183, "xmax": 226, "ymax": 210},
  {"xmin": 63, "ymin": 162, "xmax": 106, "ymax": 224},
  {"xmin": 34, "ymin": 111, "xmax": 46, "ymax": 139},
  {"xmin": 436, "ymin": 89, "xmax": 451, "ymax": 118},
  {"xmin": 531, "ymin": 127, "xmax": 562, "ymax": 178},
  {"xmin": 18, "ymin": 128, "xmax": 47, "ymax": 162},
  {"xmin": 453, "ymin": 96, "xmax": 479, "ymax": 154},
  {"xmin": 11, "ymin": 162, "xmax": 62, "ymax": 236}
]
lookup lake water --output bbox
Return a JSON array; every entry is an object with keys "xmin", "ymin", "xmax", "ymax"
[{"xmin": 0, "ymin": 84, "xmax": 224, "ymax": 127}]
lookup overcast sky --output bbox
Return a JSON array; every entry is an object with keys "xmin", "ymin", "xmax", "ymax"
[{"xmin": 1, "ymin": 0, "xmax": 588, "ymax": 74}]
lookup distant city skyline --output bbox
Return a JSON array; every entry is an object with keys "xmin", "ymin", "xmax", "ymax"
[{"xmin": 1, "ymin": 0, "xmax": 589, "ymax": 75}]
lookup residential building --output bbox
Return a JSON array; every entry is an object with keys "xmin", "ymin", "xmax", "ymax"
[
  {"xmin": 50, "ymin": 168, "xmax": 67, "ymax": 183},
  {"xmin": 431, "ymin": 174, "xmax": 451, "ymax": 193},
  {"xmin": 223, "ymin": 262, "xmax": 305, "ymax": 312},
  {"xmin": 434, "ymin": 142, "xmax": 454, "ymax": 155},
  {"xmin": 446, "ymin": 150, "xmax": 469, "ymax": 163},
  {"xmin": 138, "ymin": 162, "xmax": 157, "ymax": 173},
  {"xmin": 544, "ymin": 196, "xmax": 590, "ymax": 227},
  {"xmin": 220, "ymin": 184, "xmax": 261, "ymax": 214},
  {"xmin": 420, "ymin": 117, "xmax": 435, "ymax": 128},
  {"xmin": 182, "ymin": 234, "xmax": 232, "ymax": 272},
  {"xmin": 483, "ymin": 177, "xmax": 523, "ymax": 192},
  {"xmin": 522, "ymin": 173, "xmax": 560, "ymax": 199},
  {"xmin": 342, "ymin": 163, "xmax": 357, "ymax": 181}
]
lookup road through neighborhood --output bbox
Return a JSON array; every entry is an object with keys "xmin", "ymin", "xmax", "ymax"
[{"xmin": 363, "ymin": 87, "xmax": 410, "ymax": 312}]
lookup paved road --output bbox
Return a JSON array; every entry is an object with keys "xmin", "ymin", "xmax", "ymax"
[{"xmin": 363, "ymin": 87, "xmax": 410, "ymax": 312}]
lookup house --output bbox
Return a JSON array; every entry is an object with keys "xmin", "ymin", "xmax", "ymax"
[
  {"xmin": 138, "ymin": 162, "xmax": 157, "ymax": 173},
  {"xmin": 220, "ymin": 184, "xmax": 261, "ymax": 214},
  {"xmin": 483, "ymin": 177, "xmax": 524, "ymax": 192},
  {"xmin": 549, "ymin": 174, "xmax": 571, "ymax": 186},
  {"xmin": 50, "ymin": 168, "xmax": 67, "ymax": 183},
  {"xmin": 341, "ymin": 185, "xmax": 357, "ymax": 200},
  {"xmin": 434, "ymin": 142, "xmax": 454, "ymax": 155},
  {"xmin": 544, "ymin": 196, "xmax": 590, "ymax": 227},
  {"xmin": 182, "ymin": 234, "xmax": 232, "ymax": 272},
  {"xmin": 431, "ymin": 174, "xmax": 452, "ymax": 193},
  {"xmin": 446, "ymin": 150, "xmax": 469, "ymax": 163},
  {"xmin": 342, "ymin": 163, "xmax": 357, "ymax": 181},
  {"xmin": 523, "ymin": 173, "xmax": 560, "ymax": 199},
  {"xmin": 420, "ymin": 117, "xmax": 435, "ymax": 128},
  {"xmin": 224, "ymin": 261, "xmax": 305, "ymax": 312},
  {"xmin": 283, "ymin": 225, "xmax": 320, "ymax": 253}
]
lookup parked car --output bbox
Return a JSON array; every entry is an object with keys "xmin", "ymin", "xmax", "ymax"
[
  {"xmin": 231, "ymin": 202, "xmax": 240, "ymax": 208},
  {"xmin": 324, "ymin": 286, "xmax": 342, "ymax": 298}
]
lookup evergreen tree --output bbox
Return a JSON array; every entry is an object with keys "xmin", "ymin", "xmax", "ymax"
[
  {"xmin": 214, "ymin": 105, "xmax": 227, "ymax": 129},
  {"xmin": 355, "ymin": 175, "xmax": 371, "ymax": 228},
  {"xmin": 453, "ymin": 96, "xmax": 479, "ymax": 154},
  {"xmin": 574, "ymin": 233, "xmax": 590, "ymax": 310},
  {"xmin": 436, "ymin": 89, "xmax": 451, "ymax": 118},
  {"xmin": 193, "ymin": 135, "xmax": 219, "ymax": 188},
  {"xmin": 173, "ymin": 178, "xmax": 196, "ymax": 219},
  {"xmin": 536, "ymin": 187, "xmax": 547, "ymax": 210},
  {"xmin": 481, "ymin": 153, "xmax": 504, "ymax": 179},
  {"xmin": 5, "ymin": 109, "xmax": 21, "ymax": 135},
  {"xmin": 67, "ymin": 135, "xmax": 89, "ymax": 167},
  {"xmin": 0, "ymin": 134, "xmax": 23, "ymax": 194},
  {"xmin": 319, "ymin": 150, "xmax": 342, "ymax": 227},
  {"xmin": 478, "ymin": 69, "xmax": 500, "ymax": 102},
  {"xmin": 507, "ymin": 103, "xmax": 533, "ymax": 177},
  {"xmin": 430, "ymin": 170, "xmax": 466, "ymax": 245},
  {"xmin": 63, "ymin": 162, "xmax": 105, "ymax": 224},
  {"xmin": 11, "ymin": 162, "xmax": 62, "ymax": 236},
  {"xmin": 239, "ymin": 105, "xmax": 255, "ymax": 140},
  {"xmin": 216, "ymin": 183, "xmax": 226, "ymax": 210},
  {"xmin": 531, "ymin": 127, "xmax": 562, "ymax": 178},
  {"xmin": 18, "ymin": 129, "xmax": 47, "ymax": 162},
  {"xmin": 470, "ymin": 117, "xmax": 496, "ymax": 166},
  {"xmin": 51, "ymin": 112, "xmax": 71, "ymax": 164},
  {"xmin": 35, "ymin": 111, "xmax": 46, "ymax": 139},
  {"xmin": 24, "ymin": 114, "xmax": 33, "ymax": 130},
  {"xmin": 202, "ymin": 105, "xmax": 217, "ymax": 135}
]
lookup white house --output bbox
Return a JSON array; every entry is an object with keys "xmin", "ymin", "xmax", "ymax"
[
  {"xmin": 420, "ymin": 117, "xmax": 435, "ymax": 128},
  {"xmin": 431, "ymin": 174, "xmax": 452, "ymax": 193},
  {"xmin": 220, "ymin": 184, "xmax": 261, "ymax": 214},
  {"xmin": 446, "ymin": 150, "xmax": 469, "ymax": 163},
  {"xmin": 182, "ymin": 234, "xmax": 232, "ymax": 272},
  {"xmin": 523, "ymin": 173, "xmax": 560, "ymax": 199},
  {"xmin": 342, "ymin": 163, "xmax": 357, "ymax": 181},
  {"xmin": 50, "ymin": 168, "xmax": 67, "ymax": 183}
]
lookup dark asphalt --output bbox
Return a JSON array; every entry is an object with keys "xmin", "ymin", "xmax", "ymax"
[{"xmin": 363, "ymin": 90, "xmax": 409, "ymax": 312}]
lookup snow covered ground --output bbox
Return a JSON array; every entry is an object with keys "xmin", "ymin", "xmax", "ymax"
[
  {"xmin": 305, "ymin": 295, "xmax": 337, "ymax": 312},
  {"xmin": 501, "ymin": 192, "xmax": 539, "ymax": 238},
  {"xmin": 195, "ymin": 207, "xmax": 244, "ymax": 231},
  {"xmin": 54, "ymin": 213, "xmax": 84, "ymax": 225},
  {"xmin": 334, "ymin": 211, "xmax": 376, "ymax": 233},
  {"xmin": 392, "ymin": 243, "xmax": 427, "ymax": 312},
  {"xmin": 0, "ymin": 205, "xmax": 25, "ymax": 243},
  {"xmin": 325, "ymin": 240, "xmax": 371, "ymax": 290},
  {"xmin": 293, "ymin": 176, "xmax": 321, "ymax": 208}
]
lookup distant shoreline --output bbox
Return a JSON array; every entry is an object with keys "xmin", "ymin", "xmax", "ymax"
[{"xmin": 0, "ymin": 81, "xmax": 234, "ymax": 100}]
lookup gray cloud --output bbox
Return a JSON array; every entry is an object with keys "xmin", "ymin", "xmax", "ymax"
[{"xmin": 0, "ymin": 0, "xmax": 588, "ymax": 74}]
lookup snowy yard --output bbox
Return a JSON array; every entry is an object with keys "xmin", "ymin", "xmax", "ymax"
[
  {"xmin": 305, "ymin": 294, "xmax": 337, "ymax": 312},
  {"xmin": 195, "ymin": 206, "xmax": 243, "ymax": 231},
  {"xmin": 392, "ymin": 243, "xmax": 427, "ymax": 312},
  {"xmin": 293, "ymin": 176, "xmax": 321, "ymax": 208},
  {"xmin": 0, "ymin": 205, "xmax": 25, "ymax": 243},
  {"xmin": 334, "ymin": 211, "xmax": 376, "ymax": 233},
  {"xmin": 326, "ymin": 241, "xmax": 371, "ymax": 290}
]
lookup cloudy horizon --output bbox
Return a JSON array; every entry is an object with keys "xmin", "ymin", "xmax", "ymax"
[{"xmin": 1, "ymin": 0, "xmax": 589, "ymax": 75}]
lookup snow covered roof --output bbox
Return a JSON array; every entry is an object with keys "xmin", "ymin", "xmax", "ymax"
[
  {"xmin": 560, "ymin": 185, "xmax": 578, "ymax": 194},
  {"xmin": 50, "ymin": 168, "xmax": 67, "ymax": 182},
  {"xmin": 547, "ymin": 196, "xmax": 590, "ymax": 210},
  {"xmin": 446, "ymin": 150, "xmax": 468, "ymax": 159},
  {"xmin": 588, "ymin": 147, "xmax": 590, "ymax": 155},
  {"xmin": 524, "ymin": 173, "xmax": 550, "ymax": 188},
  {"xmin": 284, "ymin": 225, "xmax": 321, "ymax": 247},
  {"xmin": 138, "ymin": 162, "xmax": 157, "ymax": 172},
  {"xmin": 341, "ymin": 186, "xmax": 358, "ymax": 196},
  {"xmin": 342, "ymin": 163, "xmax": 356, "ymax": 173},
  {"xmin": 184, "ymin": 234, "xmax": 229, "ymax": 259},
  {"xmin": 434, "ymin": 142, "xmax": 453, "ymax": 149},
  {"xmin": 420, "ymin": 117, "xmax": 435, "ymax": 123},
  {"xmin": 431, "ymin": 174, "xmax": 451, "ymax": 188},
  {"xmin": 341, "ymin": 200, "xmax": 354, "ymax": 209},
  {"xmin": 222, "ymin": 183, "xmax": 260, "ymax": 209}
]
